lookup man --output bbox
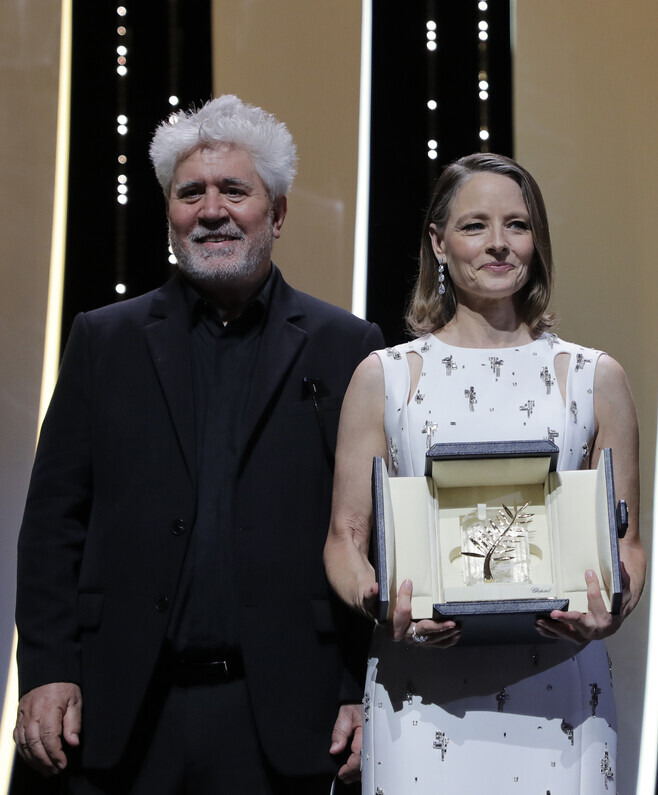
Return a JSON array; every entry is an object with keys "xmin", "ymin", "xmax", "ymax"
[{"xmin": 14, "ymin": 95, "xmax": 383, "ymax": 793}]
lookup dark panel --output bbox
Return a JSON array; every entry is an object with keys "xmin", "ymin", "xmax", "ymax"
[
  {"xmin": 62, "ymin": 0, "xmax": 212, "ymax": 348},
  {"xmin": 367, "ymin": 0, "xmax": 512, "ymax": 345}
]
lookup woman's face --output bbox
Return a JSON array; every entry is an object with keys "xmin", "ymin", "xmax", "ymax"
[{"xmin": 430, "ymin": 172, "xmax": 535, "ymax": 308}]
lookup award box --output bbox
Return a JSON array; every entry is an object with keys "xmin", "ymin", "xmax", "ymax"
[{"xmin": 371, "ymin": 440, "xmax": 626, "ymax": 644}]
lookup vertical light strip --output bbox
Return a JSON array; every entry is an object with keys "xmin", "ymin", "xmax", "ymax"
[
  {"xmin": 426, "ymin": 16, "xmax": 438, "ymax": 166},
  {"xmin": 637, "ymin": 415, "xmax": 658, "ymax": 795},
  {"xmin": 40, "ymin": 0, "xmax": 72, "ymax": 416},
  {"xmin": 351, "ymin": 0, "xmax": 372, "ymax": 319},
  {"xmin": 0, "ymin": 0, "xmax": 72, "ymax": 788},
  {"xmin": 477, "ymin": 0, "xmax": 490, "ymax": 150},
  {"xmin": 0, "ymin": 631, "xmax": 17, "ymax": 793}
]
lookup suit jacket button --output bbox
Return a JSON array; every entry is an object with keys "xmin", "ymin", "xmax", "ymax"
[
  {"xmin": 155, "ymin": 596, "xmax": 169, "ymax": 612},
  {"xmin": 172, "ymin": 519, "xmax": 187, "ymax": 536}
]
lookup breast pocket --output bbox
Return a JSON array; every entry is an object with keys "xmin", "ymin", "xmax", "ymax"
[{"xmin": 285, "ymin": 396, "xmax": 342, "ymax": 417}]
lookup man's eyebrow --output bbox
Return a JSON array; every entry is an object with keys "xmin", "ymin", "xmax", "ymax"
[
  {"xmin": 173, "ymin": 179, "xmax": 205, "ymax": 193},
  {"xmin": 221, "ymin": 177, "xmax": 255, "ymax": 190}
]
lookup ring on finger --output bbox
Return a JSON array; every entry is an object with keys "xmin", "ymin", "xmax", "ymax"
[{"xmin": 411, "ymin": 623, "xmax": 429, "ymax": 643}]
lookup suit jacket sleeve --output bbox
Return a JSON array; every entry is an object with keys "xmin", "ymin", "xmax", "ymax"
[{"xmin": 16, "ymin": 313, "xmax": 93, "ymax": 695}]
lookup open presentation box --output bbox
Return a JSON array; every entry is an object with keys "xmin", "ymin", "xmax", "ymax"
[{"xmin": 371, "ymin": 440, "xmax": 626, "ymax": 644}]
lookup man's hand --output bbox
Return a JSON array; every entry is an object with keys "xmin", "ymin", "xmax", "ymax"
[
  {"xmin": 14, "ymin": 682, "xmax": 82, "ymax": 776},
  {"xmin": 329, "ymin": 703, "xmax": 362, "ymax": 784}
]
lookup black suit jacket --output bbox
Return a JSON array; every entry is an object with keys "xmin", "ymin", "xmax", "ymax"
[{"xmin": 16, "ymin": 266, "xmax": 384, "ymax": 774}]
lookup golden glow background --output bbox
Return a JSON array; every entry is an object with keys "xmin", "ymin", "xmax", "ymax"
[{"xmin": 0, "ymin": 2, "xmax": 655, "ymax": 792}]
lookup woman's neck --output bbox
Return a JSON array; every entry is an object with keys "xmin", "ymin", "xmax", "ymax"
[{"xmin": 435, "ymin": 302, "xmax": 535, "ymax": 349}]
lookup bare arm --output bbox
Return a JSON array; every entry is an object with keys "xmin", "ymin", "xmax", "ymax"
[
  {"xmin": 325, "ymin": 355, "xmax": 460, "ymax": 650},
  {"xmin": 538, "ymin": 354, "xmax": 645, "ymax": 641},
  {"xmin": 324, "ymin": 355, "xmax": 388, "ymax": 617},
  {"xmin": 591, "ymin": 354, "xmax": 645, "ymax": 616}
]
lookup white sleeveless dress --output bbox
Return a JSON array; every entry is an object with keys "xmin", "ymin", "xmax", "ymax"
[{"xmin": 362, "ymin": 333, "xmax": 617, "ymax": 795}]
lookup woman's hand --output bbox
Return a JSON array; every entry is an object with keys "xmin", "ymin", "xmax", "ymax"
[
  {"xmin": 535, "ymin": 564, "xmax": 631, "ymax": 643},
  {"xmin": 391, "ymin": 579, "xmax": 460, "ymax": 648},
  {"xmin": 358, "ymin": 577, "xmax": 380, "ymax": 620}
]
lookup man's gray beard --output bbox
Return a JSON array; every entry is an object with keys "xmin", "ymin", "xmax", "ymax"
[{"xmin": 169, "ymin": 221, "xmax": 275, "ymax": 286}]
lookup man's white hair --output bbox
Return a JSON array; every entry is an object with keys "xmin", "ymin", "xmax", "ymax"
[{"xmin": 149, "ymin": 95, "xmax": 297, "ymax": 199}]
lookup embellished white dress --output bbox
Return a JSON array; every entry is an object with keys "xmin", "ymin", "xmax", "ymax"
[{"xmin": 362, "ymin": 333, "xmax": 617, "ymax": 795}]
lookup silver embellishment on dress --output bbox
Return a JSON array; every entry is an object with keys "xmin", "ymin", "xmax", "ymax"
[
  {"xmin": 546, "ymin": 427, "xmax": 559, "ymax": 443},
  {"xmin": 589, "ymin": 682, "xmax": 601, "ymax": 716},
  {"xmin": 570, "ymin": 400, "xmax": 578, "ymax": 423},
  {"xmin": 520, "ymin": 399, "xmax": 535, "ymax": 418},
  {"xmin": 540, "ymin": 366, "xmax": 555, "ymax": 394},
  {"xmin": 600, "ymin": 749, "xmax": 614, "ymax": 790},
  {"xmin": 363, "ymin": 692, "xmax": 370, "ymax": 723},
  {"xmin": 531, "ymin": 650, "xmax": 539, "ymax": 666},
  {"xmin": 561, "ymin": 720, "xmax": 575, "ymax": 745},
  {"xmin": 422, "ymin": 420, "xmax": 438, "ymax": 449},
  {"xmin": 546, "ymin": 333, "xmax": 558, "ymax": 348},
  {"xmin": 415, "ymin": 389, "xmax": 424, "ymax": 404},
  {"xmin": 442, "ymin": 354, "xmax": 457, "ymax": 375},
  {"xmin": 490, "ymin": 357, "xmax": 504, "ymax": 378},
  {"xmin": 464, "ymin": 386, "xmax": 477, "ymax": 412},
  {"xmin": 582, "ymin": 442, "xmax": 590, "ymax": 460},
  {"xmin": 433, "ymin": 731, "xmax": 449, "ymax": 761},
  {"xmin": 575, "ymin": 352, "xmax": 592, "ymax": 371},
  {"xmin": 389, "ymin": 438, "xmax": 399, "ymax": 474},
  {"xmin": 421, "ymin": 340, "xmax": 430, "ymax": 353},
  {"xmin": 496, "ymin": 688, "xmax": 510, "ymax": 712},
  {"xmin": 376, "ymin": 788, "xmax": 385, "ymax": 795},
  {"xmin": 385, "ymin": 347, "xmax": 401, "ymax": 360}
]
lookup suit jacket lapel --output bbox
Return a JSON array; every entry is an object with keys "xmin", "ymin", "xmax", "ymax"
[
  {"xmin": 240, "ymin": 268, "xmax": 307, "ymax": 462},
  {"xmin": 145, "ymin": 275, "xmax": 196, "ymax": 481}
]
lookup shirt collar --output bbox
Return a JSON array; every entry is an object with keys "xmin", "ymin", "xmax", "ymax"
[{"xmin": 180, "ymin": 266, "xmax": 276, "ymax": 334}]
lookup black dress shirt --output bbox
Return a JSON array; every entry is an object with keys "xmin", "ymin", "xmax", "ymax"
[{"xmin": 166, "ymin": 269, "xmax": 275, "ymax": 655}]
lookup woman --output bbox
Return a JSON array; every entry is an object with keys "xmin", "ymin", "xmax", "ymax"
[{"xmin": 325, "ymin": 153, "xmax": 644, "ymax": 793}]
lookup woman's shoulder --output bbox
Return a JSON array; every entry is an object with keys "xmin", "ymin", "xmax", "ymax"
[
  {"xmin": 372, "ymin": 334, "xmax": 434, "ymax": 360},
  {"xmin": 593, "ymin": 352, "xmax": 632, "ymax": 392},
  {"xmin": 540, "ymin": 332, "xmax": 604, "ymax": 357},
  {"xmin": 349, "ymin": 351, "xmax": 386, "ymax": 393}
]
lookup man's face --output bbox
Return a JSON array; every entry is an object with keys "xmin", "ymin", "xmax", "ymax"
[{"xmin": 167, "ymin": 145, "xmax": 286, "ymax": 294}]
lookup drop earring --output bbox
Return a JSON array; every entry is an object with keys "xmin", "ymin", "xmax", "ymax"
[{"xmin": 438, "ymin": 258, "xmax": 446, "ymax": 295}]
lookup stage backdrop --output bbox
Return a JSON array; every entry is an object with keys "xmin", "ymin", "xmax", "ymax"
[
  {"xmin": 211, "ymin": 0, "xmax": 363, "ymax": 311},
  {"xmin": 1, "ymin": 3, "xmax": 655, "ymax": 793},
  {"xmin": 514, "ymin": 2, "xmax": 657, "ymax": 793},
  {"xmin": 0, "ymin": 0, "xmax": 63, "ymax": 785}
]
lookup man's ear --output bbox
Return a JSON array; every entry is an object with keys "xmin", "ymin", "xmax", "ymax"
[
  {"xmin": 272, "ymin": 196, "xmax": 287, "ymax": 239},
  {"xmin": 428, "ymin": 223, "xmax": 445, "ymax": 259}
]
